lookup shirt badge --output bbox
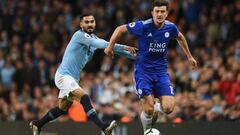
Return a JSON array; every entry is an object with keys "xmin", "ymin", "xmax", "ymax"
[{"xmin": 164, "ymin": 32, "xmax": 170, "ymax": 38}]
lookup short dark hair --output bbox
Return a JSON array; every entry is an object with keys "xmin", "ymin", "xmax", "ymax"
[
  {"xmin": 80, "ymin": 13, "xmax": 94, "ymax": 21},
  {"xmin": 152, "ymin": 0, "xmax": 169, "ymax": 11}
]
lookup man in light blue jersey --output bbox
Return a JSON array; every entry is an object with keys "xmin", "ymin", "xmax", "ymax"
[
  {"xmin": 105, "ymin": 0, "xmax": 197, "ymax": 132},
  {"xmin": 30, "ymin": 13, "xmax": 137, "ymax": 135}
]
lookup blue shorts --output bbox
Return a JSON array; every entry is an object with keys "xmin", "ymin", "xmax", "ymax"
[{"xmin": 134, "ymin": 70, "xmax": 174, "ymax": 98}]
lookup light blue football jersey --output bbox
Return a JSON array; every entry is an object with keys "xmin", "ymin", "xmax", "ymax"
[{"xmin": 57, "ymin": 29, "xmax": 136, "ymax": 81}]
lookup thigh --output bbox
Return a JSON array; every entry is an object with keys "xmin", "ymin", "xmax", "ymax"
[
  {"xmin": 55, "ymin": 72, "xmax": 81, "ymax": 99},
  {"xmin": 58, "ymin": 98, "xmax": 73, "ymax": 111},
  {"xmin": 134, "ymin": 71, "xmax": 154, "ymax": 98},
  {"xmin": 153, "ymin": 74, "xmax": 174, "ymax": 97},
  {"xmin": 70, "ymin": 88, "xmax": 86, "ymax": 100}
]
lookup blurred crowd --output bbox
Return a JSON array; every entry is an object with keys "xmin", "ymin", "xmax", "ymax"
[{"xmin": 0, "ymin": 0, "xmax": 240, "ymax": 123}]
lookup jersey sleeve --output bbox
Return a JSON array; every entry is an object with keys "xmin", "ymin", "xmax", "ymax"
[
  {"xmin": 171, "ymin": 24, "xmax": 179, "ymax": 38},
  {"xmin": 126, "ymin": 21, "xmax": 144, "ymax": 36},
  {"xmin": 74, "ymin": 31, "xmax": 94, "ymax": 46},
  {"xmin": 74, "ymin": 31, "xmax": 136, "ymax": 60},
  {"xmin": 88, "ymin": 37, "xmax": 127, "ymax": 52},
  {"xmin": 75, "ymin": 31, "xmax": 109, "ymax": 48},
  {"xmin": 90, "ymin": 39, "xmax": 137, "ymax": 60}
]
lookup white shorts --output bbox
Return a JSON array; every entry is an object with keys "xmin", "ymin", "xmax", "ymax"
[{"xmin": 55, "ymin": 71, "xmax": 80, "ymax": 99}]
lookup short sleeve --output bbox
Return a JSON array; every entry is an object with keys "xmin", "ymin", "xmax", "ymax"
[
  {"xmin": 171, "ymin": 24, "xmax": 179, "ymax": 38},
  {"xmin": 126, "ymin": 21, "xmax": 144, "ymax": 36}
]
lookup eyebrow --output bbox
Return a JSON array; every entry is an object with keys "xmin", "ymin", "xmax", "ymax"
[{"xmin": 84, "ymin": 19, "xmax": 94, "ymax": 22}]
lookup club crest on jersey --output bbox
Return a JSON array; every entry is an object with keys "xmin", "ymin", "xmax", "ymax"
[
  {"xmin": 164, "ymin": 32, "xmax": 170, "ymax": 38},
  {"xmin": 129, "ymin": 22, "xmax": 136, "ymax": 28},
  {"xmin": 84, "ymin": 33, "xmax": 91, "ymax": 38}
]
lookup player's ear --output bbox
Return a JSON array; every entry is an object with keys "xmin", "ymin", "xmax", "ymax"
[
  {"xmin": 166, "ymin": 10, "xmax": 168, "ymax": 17},
  {"xmin": 80, "ymin": 21, "xmax": 83, "ymax": 28}
]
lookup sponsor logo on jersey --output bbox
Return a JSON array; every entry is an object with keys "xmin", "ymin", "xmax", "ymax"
[{"xmin": 149, "ymin": 41, "xmax": 166, "ymax": 53}]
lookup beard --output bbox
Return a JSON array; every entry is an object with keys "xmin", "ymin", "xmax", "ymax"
[
  {"xmin": 87, "ymin": 28, "xmax": 94, "ymax": 33},
  {"xmin": 82, "ymin": 26, "xmax": 95, "ymax": 34}
]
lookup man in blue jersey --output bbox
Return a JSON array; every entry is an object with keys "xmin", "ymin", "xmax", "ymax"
[
  {"xmin": 29, "ymin": 13, "xmax": 137, "ymax": 135},
  {"xmin": 105, "ymin": 0, "xmax": 197, "ymax": 132}
]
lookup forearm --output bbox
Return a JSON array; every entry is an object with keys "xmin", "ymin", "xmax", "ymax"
[
  {"xmin": 108, "ymin": 25, "xmax": 128, "ymax": 50},
  {"xmin": 115, "ymin": 50, "xmax": 137, "ymax": 60},
  {"xmin": 112, "ymin": 43, "xmax": 127, "ymax": 52},
  {"xmin": 90, "ymin": 38, "xmax": 128, "ymax": 51},
  {"xmin": 90, "ymin": 38, "xmax": 136, "ymax": 60},
  {"xmin": 177, "ymin": 33, "xmax": 193, "ymax": 59},
  {"xmin": 112, "ymin": 43, "xmax": 136, "ymax": 60}
]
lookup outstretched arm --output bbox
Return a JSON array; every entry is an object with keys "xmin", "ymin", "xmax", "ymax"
[
  {"xmin": 176, "ymin": 32, "xmax": 197, "ymax": 70},
  {"xmin": 114, "ymin": 49, "xmax": 137, "ymax": 60},
  {"xmin": 90, "ymin": 38, "xmax": 137, "ymax": 60},
  {"xmin": 104, "ymin": 25, "xmax": 128, "ymax": 57},
  {"xmin": 114, "ymin": 43, "xmax": 137, "ymax": 60}
]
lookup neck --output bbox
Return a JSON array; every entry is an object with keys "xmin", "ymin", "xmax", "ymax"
[{"xmin": 154, "ymin": 21, "xmax": 165, "ymax": 29}]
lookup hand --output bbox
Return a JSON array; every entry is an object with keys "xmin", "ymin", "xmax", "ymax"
[
  {"xmin": 125, "ymin": 46, "xmax": 138, "ymax": 54},
  {"xmin": 104, "ymin": 47, "xmax": 114, "ymax": 58},
  {"xmin": 188, "ymin": 57, "xmax": 197, "ymax": 70}
]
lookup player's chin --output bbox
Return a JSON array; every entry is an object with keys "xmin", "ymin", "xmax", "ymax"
[
  {"xmin": 157, "ymin": 19, "xmax": 164, "ymax": 23},
  {"xmin": 87, "ymin": 29, "xmax": 93, "ymax": 33}
]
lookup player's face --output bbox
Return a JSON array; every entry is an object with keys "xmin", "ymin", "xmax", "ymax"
[
  {"xmin": 80, "ymin": 16, "xmax": 96, "ymax": 34},
  {"xmin": 152, "ymin": 6, "xmax": 168, "ymax": 25}
]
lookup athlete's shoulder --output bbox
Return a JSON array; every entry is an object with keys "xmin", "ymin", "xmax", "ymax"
[
  {"xmin": 142, "ymin": 18, "xmax": 153, "ymax": 25},
  {"xmin": 74, "ymin": 30, "xmax": 92, "ymax": 39},
  {"xmin": 91, "ymin": 34, "xmax": 99, "ymax": 39},
  {"xmin": 74, "ymin": 29, "xmax": 83, "ymax": 35},
  {"xmin": 164, "ymin": 20, "xmax": 177, "ymax": 27},
  {"xmin": 164, "ymin": 20, "xmax": 179, "ymax": 38},
  {"xmin": 130, "ymin": 18, "xmax": 153, "ymax": 26}
]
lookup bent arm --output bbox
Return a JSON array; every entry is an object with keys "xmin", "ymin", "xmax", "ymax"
[
  {"xmin": 176, "ymin": 32, "xmax": 193, "ymax": 59},
  {"xmin": 107, "ymin": 25, "xmax": 128, "ymax": 50}
]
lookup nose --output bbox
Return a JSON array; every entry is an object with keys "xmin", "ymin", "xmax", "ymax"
[
  {"xmin": 158, "ymin": 12, "xmax": 162, "ymax": 16},
  {"xmin": 88, "ymin": 23, "xmax": 93, "ymax": 27}
]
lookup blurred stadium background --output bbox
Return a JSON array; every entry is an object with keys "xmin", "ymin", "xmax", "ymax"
[{"xmin": 0, "ymin": 0, "xmax": 239, "ymax": 135}]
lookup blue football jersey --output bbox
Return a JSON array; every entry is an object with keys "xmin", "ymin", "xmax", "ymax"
[{"xmin": 127, "ymin": 19, "xmax": 179, "ymax": 74}]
